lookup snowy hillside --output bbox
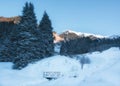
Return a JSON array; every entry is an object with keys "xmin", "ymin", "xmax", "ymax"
[
  {"xmin": 61, "ymin": 30, "xmax": 107, "ymax": 38},
  {"xmin": 0, "ymin": 47, "xmax": 120, "ymax": 86}
]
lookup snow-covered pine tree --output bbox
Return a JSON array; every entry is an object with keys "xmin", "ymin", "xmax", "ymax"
[
  {"xmin": 38, "ymin": 11, "xmax": 54, "ymax": 57},
  {"xmin": 12, "ymin": 2, "xmax": 44, "ymax": 69},
  {"xmin": 20, "ymin": 2, "xmax": 37, "ymax": 33}
]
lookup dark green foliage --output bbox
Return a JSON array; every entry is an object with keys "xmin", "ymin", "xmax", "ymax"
[
  {"xmin": 38, "ymin": 12, "xmax": 54, "ymax": 57},
  {"xmin": 21, "ymin": 2, "xmax": 37, "ymax": 34},
  {"xmin": 0, "ymin": 22, "xmax": 15, "ymax": 39},
  {"xmin": 12, "ymin": 3, "xmax": 55, "ymax": 69},
  {"xmin": 60, "ymin": 37, "xmax": 92, "ymax": 55},
  {"xmin": 0, "ymin": 22, "xmax": 17, "ymax": 62},
  {"xmin": 13, "ymin": 57, "xmax": 28, "ymax": 70},
  {"xmin": 12, "ymin": 2, "xmax": 44, "ymax": 69},
  {"xmin": 0, "ymin": 2, "xmax": 55, "ymax": 69},
  {"xmin": 60, "ymin": 36, "xmax": 120, "ymax": 55},
  {"xmin": 39, "ymin": 12, "xmax": 52, "ymax": 31}
]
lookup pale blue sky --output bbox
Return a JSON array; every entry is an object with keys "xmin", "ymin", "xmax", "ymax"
[{"xmin": 0, "ymin": 0, "xmax": 120, "ymax": 36}]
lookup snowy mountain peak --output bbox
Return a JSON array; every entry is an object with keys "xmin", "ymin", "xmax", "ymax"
[{"xmin": 64, "ymin": 30, "xmax": 107, "ymax": 38}]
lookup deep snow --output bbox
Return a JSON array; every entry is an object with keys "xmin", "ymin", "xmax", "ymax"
[{"xmin": 0, "ymin": 47, "xmax": 120, "ymax": 86}]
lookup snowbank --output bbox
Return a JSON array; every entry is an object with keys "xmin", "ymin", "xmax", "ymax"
[{"xmin": 0, "ymin": 47, "xmax": 120, "ymax": 86}]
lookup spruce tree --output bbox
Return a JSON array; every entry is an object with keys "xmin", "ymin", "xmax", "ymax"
[
  {"xmin": 21, "ymin": 2, "xmax": 37, "ymax": 33},
  {"xmin": 38, "ymin": 11, "xmax": 54, "ymax": 57},
  {"xmin": 12, "ymin": 2, "xmax": 43, "ymax": 69}
]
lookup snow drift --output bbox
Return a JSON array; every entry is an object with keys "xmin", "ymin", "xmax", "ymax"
[{"xmin": 0, "ymin": 47, "xmax": 120, "ymax": 86}]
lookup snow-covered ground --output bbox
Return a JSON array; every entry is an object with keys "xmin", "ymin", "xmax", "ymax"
[{"xmin": 0, "ymin": 47, "xmax": 120, "ymax": 86}]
